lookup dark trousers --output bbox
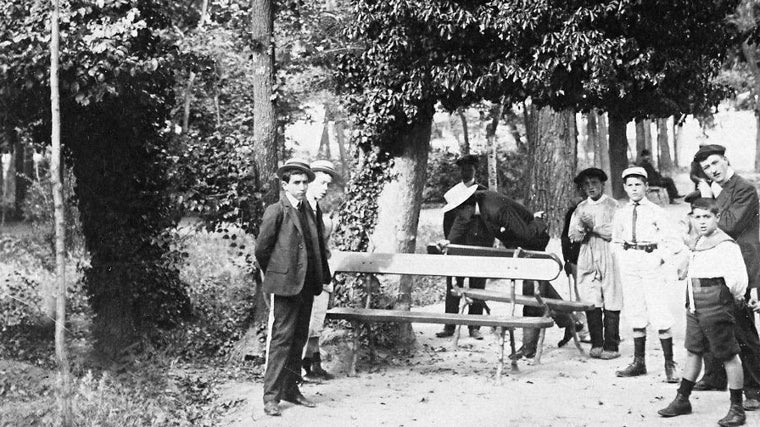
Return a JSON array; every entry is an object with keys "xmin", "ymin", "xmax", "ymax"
[
  {"xmin": 443, "ymin": 276, "xmax": 486, "ymax": 331},
  {"xmin": 263, "ymin": 289, "xmax": 314, "ymax": 403},
  {"xmin": 654, "ymin": 177, "xmax": 679, "ymax": 202},
  {"xmin": 522, "ymin": 280, "xmax": 573, "ymax": 329},
  {"xmin": 700, "ymin": 304, "xmax": 760, "ymax": 395}
]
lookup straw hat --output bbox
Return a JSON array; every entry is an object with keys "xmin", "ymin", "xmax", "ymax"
[
  {"xmin": 310, "ymin": 160, "xmax": 338, "ymax": 178},
  {"xmin": 276, "ymin": 158, "xmax": 315, "ymax": 181},
  {"xmin": 442, "ymin": 183, "xmax": 478, "ymax": 213}
]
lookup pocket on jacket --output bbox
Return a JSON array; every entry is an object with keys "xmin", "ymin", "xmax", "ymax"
[{"xmin": 267, "ymin": 262, "xmax": 289, "ymax": 274}]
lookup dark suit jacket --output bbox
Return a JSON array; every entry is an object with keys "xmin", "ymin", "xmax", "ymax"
[
  {"xmin": 449, "ymin": 191, "xmax": 549, "ymax": 251},
  {"xmin": 443, "ymin": 183, "xmax": 488, "ymax": 238},
  {"xmin": 255, "ymin": 196, "xmax": 331, "ymax": 296},
  {"xmin": 716, "ymin": 174, "xmax": 760, "ymax": 290}
]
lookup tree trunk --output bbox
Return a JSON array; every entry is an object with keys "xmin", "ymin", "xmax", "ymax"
[
  {"xmin": 49, "ymin": 1, "xmax": 72, "ymax": 423},
  {"xmin": 524, "ymin": 105, "xmax": 576, "ymax": 237},
  {"xmin": 180, "ymin": 0, "xmax": 208, "ymax": 132},
  {"xmin": 13, "ymin": 139, "xmax": 27, "ymax": 219},
  {"xmin": 456, "ymin": 107, "xmax": 470, "ymax": 155},
  {"xmin": 635, "ymin": 118, "xmax": 646, "ymax": 162},
  {"xmin": 372, "ymin": 114, "xmax": 432, "ymax": 347},
  {"xmin": 240, "ymin": 0, "xmax": 279, "ymax": 362},
  {"xmin": 335, "ymin": 119, "xmax": 348, "ymax": 179},
  {"xmin": 657, "ymin": 118, "xmax": 673, "ymax": 172},
  {"xmin": 644, "ymin": 119, "xmax": 653, "ymax": 155},
  {"xmin": 672, "ymin": 115, "xmax": 683, "ymax": 168},
  {"xmin": 318, "ymin": 103, "xmax": 332, "ymax": 159},
  {"xmin": 608, "ymin": 115, "xmax": 630, "ymax": 200},
  {"xmin": 485, "ymin": 102, "xmax": 504, "ymax": 191},
  {"xmin": 585, "ymin": 112, "xmax": 598, "ymax": 170},
  {"xmin": 742, "ymin": 40, "xmax": 760, "ymax": 172},
  {"xmin": 597, "ymin": 111, "xmax": 611, "ymax": 180}
]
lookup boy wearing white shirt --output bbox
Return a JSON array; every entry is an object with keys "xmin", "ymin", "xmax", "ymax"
[{"xmin": 658, "ymin": 197, "xmax": 747, "ymax": 427}]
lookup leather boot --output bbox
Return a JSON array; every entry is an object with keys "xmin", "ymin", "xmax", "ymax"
[
  {"xmin": 718, "ymin": 403, "xmax": 746, "ymax": 427},
  {"xmin": 617, "ymin": 336, "xmax": 647, "ymax": 377},
  {"xmin": 657, "ymin": 393, "xmax": 692, "ymax": 417},
  {"xmin": 661, "ymin": 337, "xmax": 678, "ymax": 383},
  {"xmin": 307, "ymin": 353, "xmax": 334, "ymax": 380},
  {"xmin": 511, "ymin": 328, "xmax": 539, "ymax": 360}
]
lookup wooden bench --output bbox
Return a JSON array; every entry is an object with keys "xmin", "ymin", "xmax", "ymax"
[
  {"xmin": 427, "ymin": 243, "xmax": 595, "ymax": 362},
  {"xmin": 647, "ymin": 185, "xmax": 668, "ymax": 205},
  {"xmin": 325, "ymin": 251, "xmax": 561, "ymax": 378}
]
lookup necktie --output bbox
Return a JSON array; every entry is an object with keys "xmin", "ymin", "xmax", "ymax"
[{"xmin": 631, "ymin": 202, "xmax": 639, "ymax": 242}]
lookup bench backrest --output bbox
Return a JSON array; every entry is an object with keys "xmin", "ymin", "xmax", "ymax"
[{"xmin": 329, "ymin": 250, "xmax": 562, "ymax": 282}]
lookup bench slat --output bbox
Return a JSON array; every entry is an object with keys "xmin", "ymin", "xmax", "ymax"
[
  {"xmin": 432, "ymin": 243, "xmax": 559, "ymax": 261},
  {"xmin": 326, "ymin": 307, "xmax": 555, "ymax": 328},
  {"xmin": 459, "ymin": 288, "xmax": 594, "ymax": 312},
  {"xmin": 330, "ymin": 251, "xmax": 561, "ymax": 281}
]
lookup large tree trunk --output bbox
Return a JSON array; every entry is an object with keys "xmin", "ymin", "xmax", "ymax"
[
  {"xmin": 524, "ymin": 105, "xmax": 576, "ymax": 237},
  {"xmin": 13, "ymin": 138, "xmax": 27, "ymax": 219},
  {"xmin": 456, "ymin": 107, "xmax": 470, "ymax": 155},
  {"xmin": 657, "ymin": 118, "xmax": 673, "ymax": 172},
  {"xmin": 742, "ymin": 40, "xmax": 760, "ymax": 172},
  {"xmin": 238, "ymin": 0, "xmax": 279, "ymax": 363},
  {"xmin": 597, "ymin": 111, "xmax": 611, "ymax": 180},
  {"xmin": 372, "ymin": 114, "xmax": 432, "ymax": 347},
  {"xmin": 644, "ymin": 119, "xmax": 653, "ymax": 155},
  {"xmin": 672, "ymin": 115, "xmax": 683, "ymax": 168},
  {"xmin": 635, "ymin": 118, "xmax": 646, "ymax": 162},
  {"xmin": 49, "ymin": 1, "xmax": 72, "ymax": 423},
  {"xmin": 608, "ymin": 115, "xmax": 630, "ymax": 199}
]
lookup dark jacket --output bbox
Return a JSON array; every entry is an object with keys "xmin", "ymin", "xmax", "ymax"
[
  {"xmin": 255, "ymin": 196, "xmax": 331, "ymax": 296},
  {"xmin": 715, "ymin": 174, "xmax": 760, "ymax": 290},
  {"xmin": 449, "ymin": 191, "xmax": 549, "ymax": 251}
]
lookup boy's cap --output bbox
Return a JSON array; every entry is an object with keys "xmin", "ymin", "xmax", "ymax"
[
  {"xmin": 455, "ymin": 154, "xmax": 479, "ymax": 167},
  {"xmin": 310, "ymin": 160, "xmax": 338, "ymax": 178},
  {"xmin": 683, "ymin": 190, "xmax": 702, "ymax": 204},
  {"xmin": 694, "ymin": 144, "xmax": 726, "ymax": 162},
  {"xmin": 277, "ymin": 158, "xmax": 315, "ymax": 182},
  {"xmin": 621, "ymin": 166, "xmax": 648, "ymax": 180},
  {"xmin": 442, "ymin": 182, "xmax": 478, "ymax": 213},
  {"xmin": 574, "ymin": 167, "xmax": 608, "ymax": 184}
]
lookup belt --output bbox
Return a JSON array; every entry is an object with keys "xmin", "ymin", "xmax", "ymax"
[
  {"xmin": 622, "ymin": 242, "xmax": 658, "ymax": 252},
  {"xmin": 691, "ymin": 277, "xmax": 726, "ymax": 288}
]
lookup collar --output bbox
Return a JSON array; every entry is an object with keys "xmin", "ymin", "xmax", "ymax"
[
  {"xmin": 694, "ymin": 228, "xmax": 734, "ymax": 251},
  {"xmin": 285, "ymin": 192, "xmax": 301, "ymax": 208},
  {"xmin": 307, "ymin": 195, "xmax": 318, "ymax": 211},
  {"xmin": 586, "ymin": 194, "xmax": 608, "ymax": 205},
  {"xmin": 627, "ymin": 197, "xmax": 648, "ymax": 207},
  {"xmin": 717, "ymin": 167, "xmax": 735, "ymax": 187}
]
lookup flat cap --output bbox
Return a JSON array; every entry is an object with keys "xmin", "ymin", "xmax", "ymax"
[
  {"xmin": 683, "ymin": 190, "xmax": 702, "ymax": 204},
  {"xmin": 694, "ymin": 144, "xmax": 726, "ymax": 162},
  {"xmin": 455, "ymin": 154, "xmax": 479, "ymax": 167},
  {"xmin": 621, "ymin": 166, "xmax": 648, "ymax": 180},
  {"xmin": 574, "ymin": 167, "xmax": 608, "ymax": 184}
]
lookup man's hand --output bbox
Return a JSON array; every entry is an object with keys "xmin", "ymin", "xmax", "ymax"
[
  {"xmin": 534, "ymin": 211, "xmax": 545, "ymax": 220},
  {"xmin": 436, "ymin": 239, "xmax": 451, "ymax": 252}
]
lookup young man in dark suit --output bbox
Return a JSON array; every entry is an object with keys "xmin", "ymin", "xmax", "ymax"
[{"xmin": 255, "ymin": 158, "xmax": 331, "ymax": 417}]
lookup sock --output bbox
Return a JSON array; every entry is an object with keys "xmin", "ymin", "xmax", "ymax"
[
  {"xmin": 312, "ymin": 352, "xmax": 321, "ymax": 363},
  {"xmin": 633, "ymin": 335, "xmax": 646, "ymax": 359},
  {"xmin": 660, "ymin": 337, "xmax": 674, "ymax": 362},
  {"xmin": 730, "ymin": 389, "xmax": 743, "ymax": 405},
  {"xmin": 302, "ymin": 357, "xmax": 312, "ymax": 374},
  {"xmin": 678, "ymin": 378, "xmax": 695, "ymax": 398}
]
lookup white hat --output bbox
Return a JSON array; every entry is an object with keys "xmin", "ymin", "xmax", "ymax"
[
  {"xmin": 310, "ymin": 160, "xmax": 338, "ymax": 177},
  {"xmin": 442, "ymin": 183, "xmax": 478, "ymax": 213},
  {"xmin": 276, "ymin": 158, "xmax": 315, "ymax": 181},
  {"xmin": 621, "ymin": 166, "xmax": 648, "ymax": 180}
]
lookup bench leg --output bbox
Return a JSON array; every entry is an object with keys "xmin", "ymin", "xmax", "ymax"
[
  {"xmin": 508, "ymin": 329, "xmax": 518, "ymax": 371},
  {"xmin": 349, "ymin": 321, "xmax": 360, "ymax": 377},
  {"xmin": 454, "ymin": 302, "xmax": 468, "ymax": 348},
  {"xmin": 495, "ymin": 327, "xmax": 506, "ymax": 381},
  {"xmin": 535, "ymin": 327, "xmax": 546, "ymax": 365},
  {"xmin": 368, "ymin": 324, "xmax": 376, "ymax": 363}
]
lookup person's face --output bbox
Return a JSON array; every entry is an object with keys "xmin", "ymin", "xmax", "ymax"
[
  {"xmin": 307, "ymin": 171, "xmax": 333, "ymax": 201},
  {"xmin": 623, "ymin": 176, "xmax": 646, "ymax": 202},
  {"xmin": 282, "ymin": 172, "xmax": 309, "ymax": 201},
  {"xmin": 582, "ymin": 177, "xmax": 604, "ymax": 201},
  {"xmin": 699, "ymin": 154, "xmax": 729, "ymax": 184},
  {"xmin": 460, "ymin": 164, "xmax": 476, "ymax": 184},
  {"xmin": 692, "ymin": 207, "xmax": 719, "ymax": 236}
]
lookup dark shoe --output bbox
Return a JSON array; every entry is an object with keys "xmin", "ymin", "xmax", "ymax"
[
  {"xmin": 718, "ymin": 403, "xmax": 745, "ymax": 426},
  {"xmin": 469, "ymin": 329, "xmax": 484, "ymax": 340},
  {"xmin": 436, "ymin": 328, "xmax": 455, "ymax": 338},
  {"xmin": 693, "ymin": 380, "xmax": 727, "ymax": 391},
  {"xmin": 558, "ymin": 325, "xmax": 574, "ymax": 348},
  {"xmin": 309, "ymin": 364, "xmax": 335, "ymax": 380},
  {"xmin": 657, "ymin": 393, "xmax": 692, "ymax": 417},
  {"xmin": 664, "ymin": 361, "xmax": 679, "ymax": 383},
  {"xmin": 743, "ymin": 398, "xmax": 760, "ymax": 411},
  {"xmin": 264, "ymin": 401, "xmax": 281, "ymax": 416},
  {"xmin": 616, "ymin": 357, "xmax": 647, "ymax": 377},
  {"xmin": 509, "ymin": 346, "xmax": 536, "ymax": 360},
  {"xmin": 283, "ymin": 392, "xmax": 316, "ymax": 408}
]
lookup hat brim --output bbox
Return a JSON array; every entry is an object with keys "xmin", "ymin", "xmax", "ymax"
[
  {"xmin": 311, "ymin": 166, "xmax": 339, "ymax": 178},
  {"xmin": 442, "ymin": 184, "xmax": 478, "ymax": 213},
  {"xmin": 276, "ymin": 165, "xmax": 315, "ymax": 182},
  {"xmin": 574, "ymin": 168, "xmax": 608, "ymax": 184}
]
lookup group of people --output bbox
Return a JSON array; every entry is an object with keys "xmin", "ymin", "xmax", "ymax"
[
  {"xmin": 255, "ymin": 145, "xmax": 760, "ymax": 426},
  {"xmin": 434, "ymin": 145, "xmax": 760, "ymax": 427}
]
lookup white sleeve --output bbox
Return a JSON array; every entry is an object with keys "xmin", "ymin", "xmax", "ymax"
[{"xmin": 721, "ymin": 242, "xmax": 748, "ymax": 299}]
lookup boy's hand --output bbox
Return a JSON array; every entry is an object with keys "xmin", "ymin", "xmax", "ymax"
[
  {"xmin": 749, "ymin": 298, "xmax": 760, "ymax": 313},
  {"xmin": 436, "ymin": 239, "xmax": 450, "ymax": 251}
]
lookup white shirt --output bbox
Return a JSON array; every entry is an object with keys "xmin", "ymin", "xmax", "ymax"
[
  {"xmin": 612, "ymin": 197, "xmax": 682, "ymax": 259},
  {"xmin": 686, "ymin": 239, "xmax": 748, "ymax": 312}
]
